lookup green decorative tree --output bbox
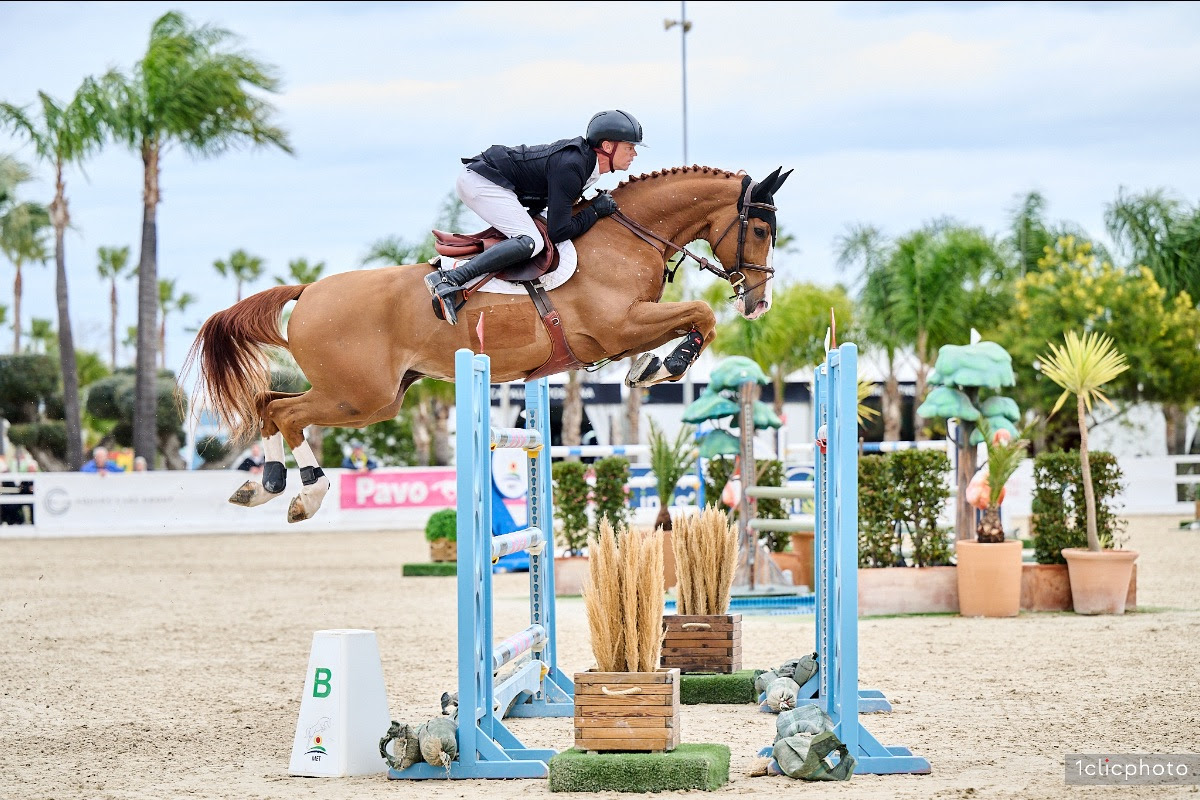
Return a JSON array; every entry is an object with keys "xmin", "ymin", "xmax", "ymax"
[{"xmin": 916, "ymin": 340, "xmax": 1019, "ymax": 540}]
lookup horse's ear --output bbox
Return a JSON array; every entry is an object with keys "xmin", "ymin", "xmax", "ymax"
[
  {"xmin": 771, "ymin": 168, "xmax": 794, "ymax": 195},
  {"xmin": 758, "ymin": 167, "xmax": 782, "ymax": 191}
]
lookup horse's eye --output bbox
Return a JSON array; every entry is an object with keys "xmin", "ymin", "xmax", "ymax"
[{"xmin": 753, "ymin": 227, "xmax": 769, "ymax": 239}]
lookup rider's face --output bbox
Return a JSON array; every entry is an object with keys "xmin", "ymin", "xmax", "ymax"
[{"xmin": 614, "ymin": 141, "xmax": 638, "ymax": 171}]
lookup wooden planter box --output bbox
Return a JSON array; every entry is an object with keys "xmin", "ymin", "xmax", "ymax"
[
  {"xmin": 573, "ymin": 668, "xmax": 680, "ymax": 753},
  {"xmin": 429, "ymin": 538, "xmax": 457, "ymax": 562},
  {"xmin": 660, "ymin": 614, "xmax": 742, "ymax": 674}
]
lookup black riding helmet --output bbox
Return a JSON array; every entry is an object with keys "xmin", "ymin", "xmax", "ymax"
[{"xmin": 586, "ymin": 110, "xmax": 645, "ymax": 148}]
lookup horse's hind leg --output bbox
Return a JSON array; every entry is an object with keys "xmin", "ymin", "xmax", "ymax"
[{"xmin": 228, "ymin": 392, "xmax": 304, "ymax": 508}]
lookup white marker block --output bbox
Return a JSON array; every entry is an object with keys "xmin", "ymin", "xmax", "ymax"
[{"xmin": 289, "ymin": 629, "xmax": 390, "ymax": 777}]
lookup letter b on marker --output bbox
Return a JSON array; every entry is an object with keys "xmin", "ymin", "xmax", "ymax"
[{"xmin": 313, "ymin": 667, "xmax": 332, "ymax": 698}]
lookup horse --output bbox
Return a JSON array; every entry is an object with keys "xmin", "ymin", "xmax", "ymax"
[{"xmin": 186, "ymin": 165, "xmax": 792, "ymax": 523}]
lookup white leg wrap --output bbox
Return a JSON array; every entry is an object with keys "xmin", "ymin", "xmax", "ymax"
[
  {"xmin": 287, "ymin": 439, "xmax": 330, "ymax": 523},
  {"xmin": 264, "ymin": 431, "xmax": 284, "ymax": 463}
]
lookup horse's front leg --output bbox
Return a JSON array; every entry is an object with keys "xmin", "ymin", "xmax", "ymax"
[{"xmin": 620, "ymin": 300, "xmax": 716, "ymax": 388}]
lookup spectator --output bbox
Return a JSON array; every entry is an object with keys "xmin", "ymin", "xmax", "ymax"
[
  {"xmin": 133, "ymin": 456, "xmax": 148, "ymax": 472},
  {"xmin": 80, "ymin": 446, "xmax": 125, "ymax": 475},
  {"xmin": 342, "ymin": 442, "xmax": 378, "ymax": 472},
  {"xmin": 235, "ymin": 443, "xmax": 265, "ymax": 475}
]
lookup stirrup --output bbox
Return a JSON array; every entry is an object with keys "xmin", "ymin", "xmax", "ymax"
[{"xmin": 424, "ymin": 270, "xmax": 459, "ymax": 299}]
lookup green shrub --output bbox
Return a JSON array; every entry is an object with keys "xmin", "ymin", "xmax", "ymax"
[
  {"xmin": 553, "ymin": 460, "xmax": 590, "ymax": 555},
  {"xmin": 424, "ymin": 508, "xmax": 457, "ymax": 542},
  {"xmin": 891, "ymin": 449, "xmax": 953, "ymax": 567},
  {"xmin": 592, "ymin": 456, "xmax": 630, "ymax": 535},
  {"xmin": 1031, "ymin": 450, "xmax": 1125, "ymax": 564},
  {"xmin": 858, "ymin": 455, "xmax": 899, "ymax": 567},
  {"xmin": 703, "ymin": 456, "xmax": 736, "ymax": 512},
  {"xmin": 196, "ymin": 435, "xmax": 231, "ymax": 464}
]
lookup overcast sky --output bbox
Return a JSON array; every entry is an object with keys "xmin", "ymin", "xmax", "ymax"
[{"xmin": 3, "ymin": 0, "xmax": 1200, "ymax": 377}]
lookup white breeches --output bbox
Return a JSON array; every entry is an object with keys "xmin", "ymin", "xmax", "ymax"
[{"xmin": 456, "ymin": 168, "xmax": 546, "ymax": 256}]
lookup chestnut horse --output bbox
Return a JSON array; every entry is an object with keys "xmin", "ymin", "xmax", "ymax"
[{"xmin": 186, "ymin": 165, "xmax": 791, "ymax": 522}]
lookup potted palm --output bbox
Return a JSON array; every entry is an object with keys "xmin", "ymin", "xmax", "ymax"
[
  {"xmin": 956, "ymin": 423, "xmax": 1029, "ymax": 617},
  {"xmin": 1040, "ymin": 331, "xmax": 1137, "ymax": 615},
  {"xmin": 576, "ymin": 521, "xmax": 679, "ymax": 752},
  {"xmin": 424, "ymin": 508, "xmax": 456, "ymax": 562}
]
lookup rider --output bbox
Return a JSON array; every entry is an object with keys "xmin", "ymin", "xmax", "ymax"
[{"xmin": 425, "ymin": 109, "xmax": 644, "ymax": 325}]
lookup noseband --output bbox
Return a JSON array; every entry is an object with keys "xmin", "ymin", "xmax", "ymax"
[{"xmin": 610, "ymin": 178, "xmax": 777, "ymax": 300}]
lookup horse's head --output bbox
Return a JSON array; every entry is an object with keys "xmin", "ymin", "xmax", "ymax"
[{"xmin": 709, "ymin": 167, "xmax": 792, "ymax": 320}]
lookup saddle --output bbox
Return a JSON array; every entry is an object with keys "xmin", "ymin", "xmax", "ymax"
[
  {"xmin": 431, "ymin": 215, "xmax": 559, "ymax": 282},
  {"xmin": 428, "ymin": 216, "xmax": 581, "ymax": 381}
]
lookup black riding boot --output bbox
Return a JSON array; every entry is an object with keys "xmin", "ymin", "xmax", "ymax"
[{"xmin": 424, "ymin": 235, "xmax": 537, "ymax": 325}]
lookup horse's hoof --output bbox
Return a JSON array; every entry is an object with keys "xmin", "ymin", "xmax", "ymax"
[
  {"xmin": 625, "ymin": 353, "xmax": 661, "ymax": 388},
  {"xmin": 287, "ymin": 496, "xmax": 310, "ymax": 523},
  {"xmin": 229, "ymin": 481, "xmax": 281, "ymax": 508}
]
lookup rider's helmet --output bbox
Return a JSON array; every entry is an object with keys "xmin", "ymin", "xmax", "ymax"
[{"xmin": 586, "ymin": 110, "xmax": 644, "ymax": 148}]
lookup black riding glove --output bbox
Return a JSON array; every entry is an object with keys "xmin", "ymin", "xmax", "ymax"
[{"xmin": 592, "ymin": 193, "xmax": 619, "ymax": 218}]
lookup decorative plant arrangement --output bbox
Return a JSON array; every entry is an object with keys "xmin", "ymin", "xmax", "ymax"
[
  {"xmin": 662, "ymin": 506, "xmax": 742, "ymax": 674},
  {"xmin": 1039, "ymin": 330, "xmax": 1137, "ymax": 615},
  {"xmin": 646, "ymin": 419, "xmax": 697, "ymax": 532},
  {"xmin": 424, "ymin": 508, "xmax": 457, "ymax": 562},
  {"xmin": 575, "ymin": 520, "xmax": 679, "ymax": 753}
]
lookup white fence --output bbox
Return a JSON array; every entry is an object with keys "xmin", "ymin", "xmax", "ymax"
[{"xmin": 1, "ymin": 454, "xmax": 1194, "ymax": 539}]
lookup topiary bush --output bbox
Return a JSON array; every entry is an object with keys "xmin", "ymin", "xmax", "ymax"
[
  {"xmin": 553, "ymin": 460, "xmax": 590, "ymax": 556},
  {"xmin": 1032, "ymin": 450, "xmax": 1125, "ymax": 564},
  {"xmin": 592, "ymin": 456, "xmax": 630, "ymax": 535},
  {"xmin": 424, "ymin": 508, "xmax": 457, "ymax": 542}
]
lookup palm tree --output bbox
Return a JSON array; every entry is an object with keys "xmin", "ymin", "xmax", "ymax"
[
  {"xmin": 2, "ymin": 81, "xmax": 108, "ymax": 470},
  {"xmin": 835, "ymin": 223, "xmax": 905, "ymax": 440},
  {"xmin": 0, "ymin": 193, "xmax": 50, "ymax": 354},
  {"xmin": 28, "ymin": 318, "xmax": 55, "ymax": 354},
  {"xmin": 1039, "ymin": 331, "xmax": 1129, "ymax": 551},
  {"xmin": 103, "ymin": 10, "xmax": 292, "ymax": 466},
  {"xmin": 96, "ymin": 245, "xmax": 132, "ymax": 367},
  {"xmin": 157, "ymin": 278, "xmax": 196, "ymax": 369},
  {"xmin": 647, "ymin": 418, "xmax": 697, "ymax": 532},
  {"xmin": 275, "ymin": 257, "xmax": 325, "ymax": 285},
  {"xmin": 213, "ymin": 248, "xmax": 265, "ymax": 301}
]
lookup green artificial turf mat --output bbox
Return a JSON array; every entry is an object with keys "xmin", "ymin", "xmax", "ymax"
[{"xmin": 548, "ymin": 743, "xmax": 730, "ymax": 792}]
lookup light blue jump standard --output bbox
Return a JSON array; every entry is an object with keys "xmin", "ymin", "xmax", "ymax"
[
  {"xmin": 761, "ymin": 343, "xmax": 930, "ymax": 775},
  {"xmin": 388, "ymin": 349, "xmax": 574, "ymax": 780}
]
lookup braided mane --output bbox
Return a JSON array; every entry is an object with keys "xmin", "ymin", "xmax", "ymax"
[{"xmin": 615, "ymin": 165, "xmax": 743, "ymax": 190}]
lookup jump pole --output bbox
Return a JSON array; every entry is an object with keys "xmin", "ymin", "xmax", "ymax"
[
  {"xmin": 388, "ymin": 349, "xmax": 574, "ymax": 780},
  {"xmin": 806, "ymin": 342, "xmax": 930, "ymax": 774}
]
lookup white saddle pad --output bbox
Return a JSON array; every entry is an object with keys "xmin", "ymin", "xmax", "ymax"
[{"xmin": 434, "ymin": 239, "xmax": 579, "ymax": 295}]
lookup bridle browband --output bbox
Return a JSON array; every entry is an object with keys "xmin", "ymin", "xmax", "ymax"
[{"xmin": 610, "ymin": 178, "xmax": 776, "ymax": 300}]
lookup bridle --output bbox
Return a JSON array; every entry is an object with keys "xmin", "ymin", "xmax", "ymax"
[{"xmin": 610, "ymin": 178, "xmax": 777, "ymax": 301}]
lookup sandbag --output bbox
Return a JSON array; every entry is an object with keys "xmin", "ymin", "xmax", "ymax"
[
  {"xmin": 776, "ymin": 703, "xmax": 835, "ymax": 740},
  {"xmin": 764, "ymin": 676, "xmax": 801, "ymax": 713},
  {"xmin": 378, "ymin": 721, "xmax": 421, "ymax": 771},
  {"xmin": 773, "ymin": 730, "xmax": 856, "ymax": 781},
  {"xmin": 754, "ymin": 669, "xmax": 779, "ymax": 697},
  {"xmin": 417, "ymin": 717, "xmax": 459, "ymax": 767},
  {"xmin": 776, "ymin": 653, "xmax": 818, "ymax": 686}
]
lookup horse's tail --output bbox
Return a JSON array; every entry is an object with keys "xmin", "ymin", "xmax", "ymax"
[{"xmin": 183, "ymin": 284, "xmax": 307, "ymax": 446}]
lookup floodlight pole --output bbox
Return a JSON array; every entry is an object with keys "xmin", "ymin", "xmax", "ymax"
[{"xmin": 665, "ymin": 1, "xmax": 695, "ymax": 405}]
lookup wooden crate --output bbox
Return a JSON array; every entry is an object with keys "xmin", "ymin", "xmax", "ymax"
[
  {"xmin": 429, "ymin": 539, "xmax": 457, "ymax": 562},
  {"xmin": 660, "ymin": 614, "xmax": 742, "ymax": 674},
  {"xmin": 573, "ymin": 668, "xmax": 680, "ymax": 753}
]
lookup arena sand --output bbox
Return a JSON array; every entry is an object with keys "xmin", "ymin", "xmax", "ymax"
[{"xmin": 2, "ymin": 516, "xmax": 1197, "ymax": 799}]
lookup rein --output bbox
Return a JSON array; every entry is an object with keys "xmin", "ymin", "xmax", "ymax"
[{"xmin": 609, "ymin": 178, "xmax": 776, "ymax": 298}]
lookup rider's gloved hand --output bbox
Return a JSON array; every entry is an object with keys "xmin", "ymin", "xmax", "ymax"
[{"xmin": 592, "ymin": 193, "xmax": 619, "ymax": 218}]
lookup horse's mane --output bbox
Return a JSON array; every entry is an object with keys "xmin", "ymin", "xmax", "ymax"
[{"xmin": 614, "ymin": 165, "xmax": 743, "ymax": 192}]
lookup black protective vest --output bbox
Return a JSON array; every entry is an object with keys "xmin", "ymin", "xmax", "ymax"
[{"xmin": 461, "ymin": 137, "xmax": 595, "ymax": 209}]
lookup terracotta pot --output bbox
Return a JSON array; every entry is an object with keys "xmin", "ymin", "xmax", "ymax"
[
  {"xmin": 1062, "ymin": 547, "xmax": 1139, "ymax": 615},
  {"xmin": 956, "ymin": 539, "xmax": 1022, "ymax": 617},
  {"xmin": 573, "ymin": 668, "xmax": 680, "ymax": 753},
  {"xmin": 660, "ymin": 614, "xmax": 742, "ymax": 674},
  {"xmin": 553, "ymin": 556, "xmax": 589, "ymax": 596},
  {"xmin": 429, "ymin": 538, "xmax": 457, "ymax": 562},
  {"xmin": 789, "ymin": 531, "xmax": 815, "ymax": 590},
  {"xmin": 1020, "ymin": 562, "xmax": 1139, "ymax": 612}
]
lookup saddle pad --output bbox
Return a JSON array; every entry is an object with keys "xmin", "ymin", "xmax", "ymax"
[{"xmin": 438, "ymin": 239, "xmax": 579, "ymax": 295}]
